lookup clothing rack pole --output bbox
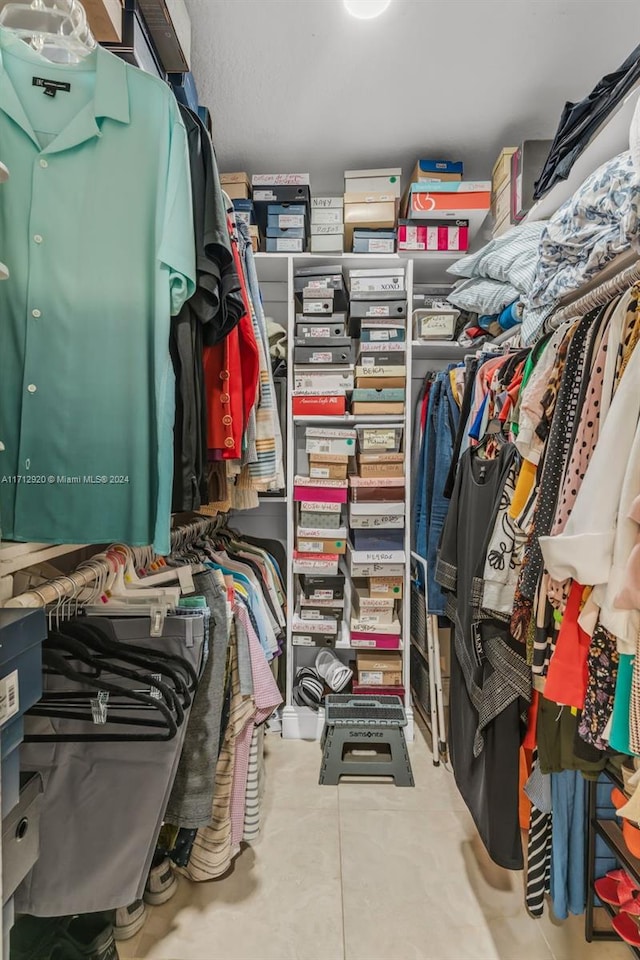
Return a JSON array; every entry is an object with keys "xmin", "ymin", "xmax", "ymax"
[
  {"xmin": 5, "ymin": 513, "xmax": 225, "ymax": 609},
  {"xmin": 545, "ymin": 256, "xmax": 640, "ymax": 332}
]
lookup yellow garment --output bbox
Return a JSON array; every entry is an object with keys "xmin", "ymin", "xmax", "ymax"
[
  {"xmin": 449, "ymin": 369, "xmax": 460, "ymax": 405},
  {"xmin": 509, "ymin": 459, "xmax": 537, "ymax": 518}
]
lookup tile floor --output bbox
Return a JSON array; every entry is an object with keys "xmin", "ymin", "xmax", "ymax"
[{"xmin": 118, "ymin": 726, "xmax": 628, "ymax": 960}]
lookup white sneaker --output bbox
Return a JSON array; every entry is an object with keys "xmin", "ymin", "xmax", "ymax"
[
  {"xmin": 144, "ymin": 857, "xmax": 178, "ymax": 905},
  {"xmin": 113, "ymin": 900, "xmax": 146, "ymax": 941}
]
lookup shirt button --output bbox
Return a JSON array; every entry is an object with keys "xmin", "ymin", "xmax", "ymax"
[
  {"xmin": 220, "ymin": 393, "xmax": 230, "ymax": 404},
  {"xmin": 222, "ymin": 415, "xmax": 232, "ymax": 425},
  {"xmin": 39, "ymin": 159, "xmax": 48, "ymax": 168},
  {"xmin": 32, "ymin": 308, "xmax": 41, "ymax": 318},
  {"xmin": 219, "ymin": 370, "xmax": 230, "ymax": 381},
  {"xmin": 224, "ymin": 437, "xmax": 234, "ymax": 448},
  {"xmin": 27, "ymin": 384, "xmax": 37, "ymax": 393},
  {"xmin": 33, "ymin": 234, "xmax": 43, "ymax": 244}
]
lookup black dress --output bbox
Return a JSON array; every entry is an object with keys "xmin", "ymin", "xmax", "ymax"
[{"xmin": 436, "ymin": 443, "xmax": 529, "ymax": 871}]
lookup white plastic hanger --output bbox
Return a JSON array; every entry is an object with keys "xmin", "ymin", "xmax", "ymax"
[
  {"xmin": 0, "ymin": 0, "xmax": 97, "ymax": 64},
  {"xmin": 99, "ymin": 548, "xmax": 181, "ymax": 606}
]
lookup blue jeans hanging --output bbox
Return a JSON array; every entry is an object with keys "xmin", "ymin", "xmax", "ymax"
[{"xmin": 416, "ymin": 368, "xmax": 460, "ymax": 615}]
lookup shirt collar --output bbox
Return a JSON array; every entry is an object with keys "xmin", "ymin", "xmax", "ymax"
[
  {"xmin": 0, "ymin": 29, "xmax": 130, "ymax": 153},
  {"xmin": 93, "ymin": 44, "xmax": 130, "ymax": 125}
]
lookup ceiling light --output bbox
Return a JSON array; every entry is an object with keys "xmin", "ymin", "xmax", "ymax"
[{"xmin": 343, "ymin": 0, "xmax": 392, "ymax": 19}]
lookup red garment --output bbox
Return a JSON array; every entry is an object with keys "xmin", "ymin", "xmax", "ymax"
[
  {"xmin": 498, "ymin": 360, "xmax": 525, "ymax": 424},
  {"xmin": 230, "ymin": 232, "xmax": 259, "ymax": 431},
  {"xmin": 203, "ymin": 227, "xmax": 260, "ymax": 459},
  {"xmin": 421, "ymin": 381, "xmax": 431, "ymax": 431},
  {"xmin": 523, "ymin": 689, "xmax": 540, "ymax": 751},
  {"xmin": 203, "ymin": 327, "xmax": 243, "ymax": 457},
  {"xmin": 543, "ymin": 581, "xmax": 591, "ymax": 710}
]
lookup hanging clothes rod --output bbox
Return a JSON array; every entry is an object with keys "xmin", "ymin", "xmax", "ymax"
[
  {"xmin": 545, "ymin": 252, "xmax": 640, "ymax": 334},
  {"xmin": 5, "ymin": 513, "xmax": 226, "ymax": 609}
]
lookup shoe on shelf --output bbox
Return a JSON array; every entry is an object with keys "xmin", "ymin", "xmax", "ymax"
[
  {"xmin": 144, "ymin": 855, "xmax": 178, "ymax": 905},
  {"xmin": 613, "ymin": 910, "xmax": 640, "ymax": 947},
  {"xmin": 113, "ymin": 899, "xmax": 146, "ymax": 941},
  {"xmin": 595, "ymin": 872, "xmax": 639, "ymax": 906},
  {"xmin": 50, "ymin": 914, "xmax": 119, "ymax": 960},
  {"xmin": 315, "ymin": 649, "xmax": 352, "ymax": 693}
]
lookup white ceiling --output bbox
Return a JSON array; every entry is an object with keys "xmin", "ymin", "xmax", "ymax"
[{"xmin": 187, "ymin": 0, "xmax": 639, "ymax": 193}]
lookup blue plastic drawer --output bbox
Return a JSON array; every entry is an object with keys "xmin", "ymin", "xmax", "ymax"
[{"xmin": 0, "ymin": 609, "xmax": 46, "ymax": 719}]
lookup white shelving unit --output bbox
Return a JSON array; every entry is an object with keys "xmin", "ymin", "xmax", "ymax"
[
  {"xmin": 276, "ymin": 253, "xmax": 431, "ymax": 741},
  {"xmin": 255, "ymin": 250, "xmax": 480, "ymax": 743}
]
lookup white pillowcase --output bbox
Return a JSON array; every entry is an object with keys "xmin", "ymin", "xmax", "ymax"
[
  {"xmin": 448, "ymin": 277, "xmax": 520, "ymax": 316},
  {"xmin": 448, "ymin": 221, "xmax": 546, "ymax": 293}
]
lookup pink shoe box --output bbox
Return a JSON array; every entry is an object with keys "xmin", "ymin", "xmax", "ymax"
[
  {"xmin": 294, "ymin": 485, "xmax": 348, "ymax": 503},
  {"xmin": 350, "ymin": 631, "xmax": 402, "ymax": 649},
  {"xmin": 397, "ymin": 219, "xmax": 469, "ymax": 252}
]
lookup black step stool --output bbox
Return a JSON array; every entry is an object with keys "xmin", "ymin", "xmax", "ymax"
[{"xmin": 319, "ymin": 695, "xmax": 414, "ymax": 787}]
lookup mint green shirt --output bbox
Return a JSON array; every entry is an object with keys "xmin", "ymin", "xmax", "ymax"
[{"xmin": 0, "ymin": 30, "xmax": 195, "ymax": 553}]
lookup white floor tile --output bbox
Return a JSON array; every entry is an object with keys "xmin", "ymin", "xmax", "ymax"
[{"xmin": 118, "ymin": 731, "xmax": 621, "ymax": 960}]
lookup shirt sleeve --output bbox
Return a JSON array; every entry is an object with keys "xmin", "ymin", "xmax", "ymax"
[
  {"xmin": 539, "ymin": 339, "xmax": 640, "ymax": 585},
  {"xmin": 159, "ymin": 107, "xmax": 196, "ymax": 317}
]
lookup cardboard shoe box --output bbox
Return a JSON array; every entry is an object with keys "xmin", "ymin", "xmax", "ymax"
[
  {"xmin": 352, "ymin": 402, "xmax": 405, "ymax": 415},
  {"xmin": 306, "ymin": 428, "xmax": 357, "ymax": 458},
  {"xmin": 292, "ymin": 396, "xmax": 346, "ymax": 417},
  {"xmin": 357, "ymin": 651, "xmax": 403, "ymax": 686},
  {"xmin": 355, "ymin": 366, "xmax": 406, "ymax": 390},
  {"xmin": 252, "ymin": 176, "xmax": 311, "ymax": 233},
  {"xmin": 409, "ymin": 159, "xmax": 463, "ymax": 184},
  {"xmin": 402, "ymin": 182, "xmax": 491, "ymax": 236},
  {"xmin": 267, "ymin": 211, "xmax": 306, "ymax": 231},
  {"xmin": 296, "ymin": 319, "xmax": 347, "ymax": 339},
  {"xmin": 357, "ymin": 459, "xmax": 404, "ymax": 478},
  {"xmin": 221, "ymin": 172, "xmax": 251, "ymax": 200},
  {"xmin": 299, "ymin": 600, "xmax": 344, "ymax": 621},
  {"xmin": 311, "ymin": 197, "xmax": 344, "ymax": 210},
  {"xmin": 344, "ymin": 194, "xmax": 398, "ymax": 250},
  {"xmin": 294, "ymin": 366, "xmax": 354, "ymax": 394},
  {"xmin": 492, "ymin": 180, "xmax": 512, "ymax": 235},
  {"xmin": 294, "ymin": 267, "xmax": 347, "ymax": 296},
  {"xmin": 397, "ymin": 220, "xmax": 469, "ymax": 252},
  {"xmin": 311, "ymin": 208, "xmax": 344, "ymax": 226},
  {"xmin": 350, "ymin": 528, "xmax": 404, "ymax": 551},
  {"xmin": 511, "ymin": 140, "xmax": 553, "ymax": 222},
  {"xmin": 358, "ymin": 348, "xmax": 406, "ymax": 368},
  {"xmin": 311, "ymin": 234, "xmax": 345, "ymax": 253},
  {"xmin": 369, "ymin": 576, "xmax": 403, "ymax": 598},
  {"xmin": 352, "ymin": 230, "xmax": 396, "ymax": 254},
  {"xmin": 345, "ymin": 168, "xmax": 402, "ymax": 197},
  {"xmin": 265, "ymin": 237, "xmax": 305, "ymax": 252},
  {"xmin": 309, "ymin": 459, "xmax": 349, "ymax": 480},
  {"xmin": 292, "ymin": 552, "xmax": 340, "ymax": 576},
  {"xmin": 491, "ymin": 148, "xmax": 516, "ymax": 198},
  {"xmin": 351, "ymin": 388, "xmax": 405, "ymax": 404},
  {"xmin": 299, "ymin": 574, "xmax": 345, "ymax": 600},
  {"xmin": 297, "ymin": 536, "xmax": 347, "ymax": 555},
  {"xmin": 84, "ymin": 0, "xmax": 123, "ymax": 43},
  {"xmin": 299, "ymin": 505, "xmax": 343, "ymax": 527},
  {"xmin": 348, "ymin": 268, "xmax": 405, "ymax": 296},
  {"xmin": 356, "ymin": 425, "xmax": 403, "ymax": 453},
  {"xmin": 294, "ymin": 342, "xmax": 354, "ymax": 365},
  {"xmin": 350, "ymin": 485, "xmax": 405, "ymax": 503},
  {"xmin": 350, "ymin": 299, "xmax": 407, "ymax": 320},
  {"xmin": 349, "ymin": 509, "xmax": 405, "ymax": 530}
]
